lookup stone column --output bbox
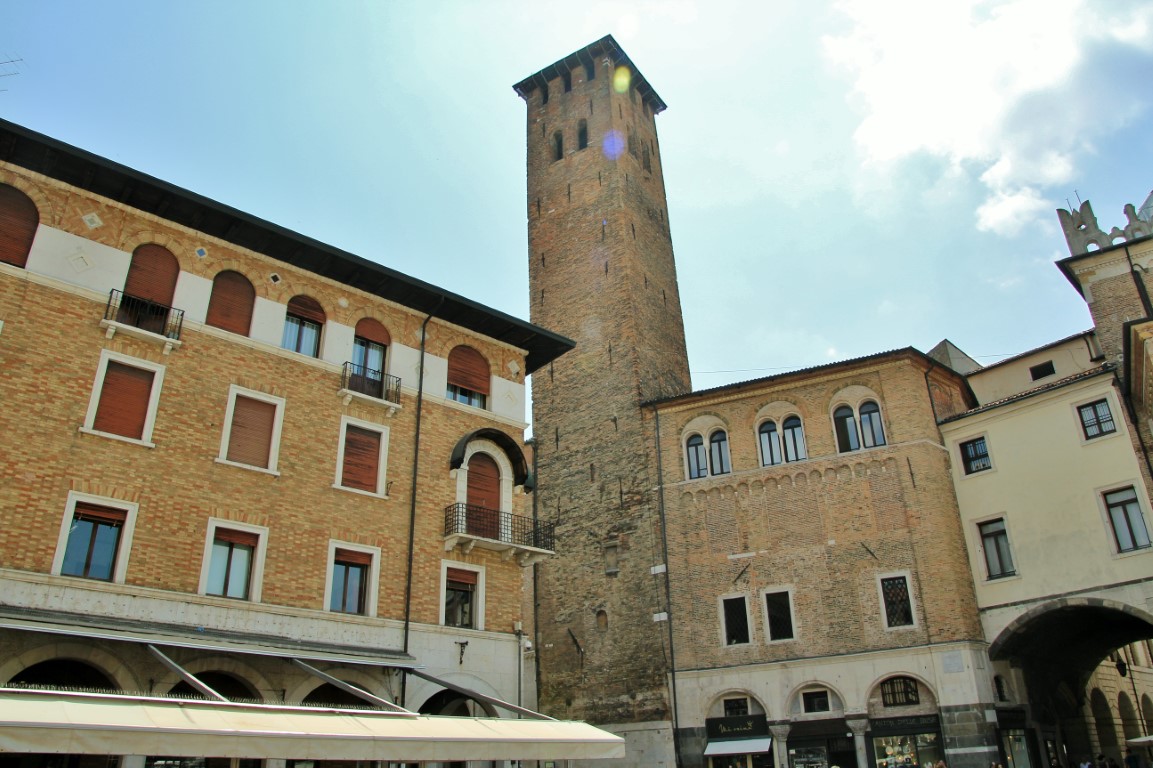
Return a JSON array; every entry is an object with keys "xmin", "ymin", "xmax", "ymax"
[
  {"xmin": 772, "ymin": 723, "xmax": 793, "ymax": 768},
  {"xmin": 848, "ymin": 717, "xmax": 871, "ymax": 768}
]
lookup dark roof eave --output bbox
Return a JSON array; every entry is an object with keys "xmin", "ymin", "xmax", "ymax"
[{"xmin": 0, "ymin": 119, "xmax": 574, "ymax": 374}]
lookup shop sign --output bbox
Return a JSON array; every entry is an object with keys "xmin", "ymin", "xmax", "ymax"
[
  {"xmin": 706, "ymin": 714, "xmax": 770, "ymax": 740},
  {"xmin": 870, "ymin": 715, "xmax": 940, "ymax": 735}
]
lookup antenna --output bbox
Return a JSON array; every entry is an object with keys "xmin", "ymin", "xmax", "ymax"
[
  {"xmin": 1075, "ymin": 189, "xmax": 1083, "ymax": 207},
  {"xmin": 0, "ymin": 56, "xmax": 24, "ymax": 93}
]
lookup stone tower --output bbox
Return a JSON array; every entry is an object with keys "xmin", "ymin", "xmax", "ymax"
[{"xmin": 514, "ymin": 36, "xmax": 691, "ymax": 760}]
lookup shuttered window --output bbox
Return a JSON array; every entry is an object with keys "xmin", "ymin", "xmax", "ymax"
[
  {"xmin": 340, "ymin": 426, "xmax": 382, "ymax": 493},
  {"xmin": 331, "ymin": 549, "xmax": 371, "ymax": 614},
  {"xmin": 283, "ymin": 295, "xmax": 325, "ymax": 357},
  {"xmin": 447, "ymin": 346, "xmax": 490, "ymax": 394},
  {"xmin": 208, "ymin": 528, "xmax": 259, "ymax": 599},
  {"xmin": 0, "ymin": 184, "xmax": 38, "ymax": 269},
  {"xmin": 354, "ymin": 318, "xmax": 390, "ymax": 346},
  {"xmin": 61, "ymin": 503, "xmax": 127, "ymax": 581},
  {"xmin": 466, "ymin": 453, "xmax": 501, "ymax": 539},
  {"xmin": 444, "ymin": 566, "xmax": 478, "ymax": 628},
  {"xmin": 123, "ymin": 244, "xmax": 179, "ymax": 305},
  {"xmin": 205, "ymin": 271, "xmax": 255, "ymax": 336},
  {"xmin": 446, "ymin": 567, "xmax": 478, "ymax": 585},
  {"xmin": 225, "ymin": 395, "xmax": 277, "ymax": 468},
  {"xmin": 92, "ymin": 362, "xmax": 155, "ymax": 440}
]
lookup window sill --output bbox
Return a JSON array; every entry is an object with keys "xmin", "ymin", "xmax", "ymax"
[
  {"xmin": 213, "ymin": 457, "xmax": 280, "ymax": 477},
  {"xmin": 78, "ymin": 426, "xmax": 155, "ymax": 449},
  {"xmin": 338, "ymin": 387, "xmax": 401, "ymax": 416},
  {"xmin": 331, "ymin": 484, "xmax": 389, "ymax": 500},
  {"xmin": 100, "ymin": 319, "xmax": 182, "ymax": 355},
  {"xmin": 883, "ymin": 623, "xmax": 918, "ymax": 632},
  {"xmin": 1115, "ymin": 544, "xmax": 1152, "ymax": 557}
]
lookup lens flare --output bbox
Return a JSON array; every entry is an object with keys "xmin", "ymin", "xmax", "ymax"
[
  {"xmin": 602, "ymin": 130, "xmax": 625, "ymax": 160},
  {"xmin": 612, "ymin": 66, "xmax": 631, "ymax": 94}
]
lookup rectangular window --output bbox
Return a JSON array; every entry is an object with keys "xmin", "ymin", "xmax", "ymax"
[
  {"xmin": 880, "ymin": 677, "xmax": 920, "ymax": 707},
  {"xmin": 1078, "ymin": 399, "xmax": 1117, "ymax": 440},
  {"xmin": 979, "ymin": 518, "xmax": 1016, "ymax": 578},
  {"xmin": 446, "ymin": 384, "xmax": 487, "ymax": 409},
  {"xmin": 1029, "ymin": 360, "xmax": 1056, "ymax": 380},
  {"xmin": 1104, "ymin": 487, "xmax": 1152, "ymax": 553},
  {"xmin": 199, "ymin": 520, "xmax": 267, "ymax": 602},
  {"xmin": 802, "ymin": 690, "xmax": 830, "ymax": 713},
  {"xmin": 282, "ymin": 314, "xmax": 321, "ymax": 357},
  {"xmin": 880, "ymin": 575, "xmax": 915, "ymax": 628},
  {"xmin": 722, "ymin": 596, "xmax": 750, "ymax": 645},
  {"xmin": 723, "ymin": 698, "xmax": 750, "ymax": 717},
  {"xmin": 218, "ymin": 386, "xmax": 285, "ymax": 472},
  {"xmin": 83, "ymin": 351, "xmax": 165, "ymax": 444},
  {"xmin": 443, "ymin": 565, "xmax": 482, "ymax": 629},
  {"xmin": 336, "ymin": 419, "xmax": 389, "ymax": 495},
  {"xmin": 764, "ymin": 590, "xmax": 795, "ymax": 641},
  {"xmin": 330, "ymin": 549, "xmax": 370, "ymax": 614},
  {"xmin": 960, "ymin": 437, "xmax": 991, "ymax": 475},
  {"xmin": 53, "ymin": 494, "xmax": 138, "ymax": 584}
]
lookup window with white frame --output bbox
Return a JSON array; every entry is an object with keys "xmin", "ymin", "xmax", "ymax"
[
  {"xmin": 763, "ymin": 589, "xmax": 795, "ymax": 641},
  {"xmin": 200, "ymin": 519, "xmax": 268, "ymax": 602},
  {"xmin": 709, "ymin": 431, "xmax": 731, "ymax": 475},
  {"xmin": 721, "ymin": 595, "xmax": 751, "ymax": 645},
  {"xmin": 82, "ymin": 351, "xmax": 166, "ymax": 445},
  {"xmin": 334, "ymin": 417, "xmax": 389, "ymax": 496},
  {"xmin": 1078, "ymin": 398, "xmax": 1117, "ymax": 440},
  {"xmin": 686, "ymin": 429, "xmax": 731, "ymax": 478},
  {"xmin": 879, "ymin": 574, "xmax": 915, "ymax": 628},
  {"xmin": 686, "ymin": 434, "xmax": 708, "ymax": 479},
  {"xmin": 217, "ymin": 386, "xmax": 286, "ymax": 473},
  {"xmin": 759, "ymin": 420, "xmax": 783, "ymax": 466},
  {"xmin": 979, "ymin": 518, "xmax": 1015, "ymax": 578},
  {"xmin": 441, "ymin": 562, "xmax": 483, "ymax": 630},
  {"xmin": 325, "ymin": 542, "xmax": 380, "ymax": 616},
  {"xmin": 1103, "ymin": 486, "xmax": 1152, "ymax": 553},
  {"xmin": 52, "ymin": 493, "xmax": 138, "ymax": 584},
  {"xmin": 782, "ymin": 416, "xmax": 807, "ymax": 462}
]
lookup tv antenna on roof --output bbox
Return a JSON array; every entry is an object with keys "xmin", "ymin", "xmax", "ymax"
[{"xmin": 0, "ymin": 56, "xmax": 24, "ymax": 92}]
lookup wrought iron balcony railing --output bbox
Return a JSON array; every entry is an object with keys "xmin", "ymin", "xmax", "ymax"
[
  {"xmin": 341, "ymin": 362, "xmax": 401, "ymax": 405},
  {"xmin": 444, "ymin": 503, "xmax": 556, "ymax": 553},
  {"xmin": 105, "ymin": 289, "xmax": 184, "ymax": 340}
]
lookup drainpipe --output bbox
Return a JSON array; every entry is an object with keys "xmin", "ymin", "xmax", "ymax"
[
  {"xmin": 526, "ymin": 436, "xmax": 542, "ymax": 716},
  {"xmin": 1125, "ymin": 245, "xmax": 1153, "ymax": 318},
  {"xmin": 652, "ymin": 406, "xmax": 684, "ymax": 768},
  {"xmin": 400, "ymin": 296, "xmax": 444, "ymax": 707}
]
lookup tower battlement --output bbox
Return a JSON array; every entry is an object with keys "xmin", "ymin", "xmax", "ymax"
[{"xmin": 1057, "ymin": 191, "xmax": 1153, "ymax": 256}]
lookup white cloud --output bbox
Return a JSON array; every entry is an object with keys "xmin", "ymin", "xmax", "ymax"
[{"xmin": 823, "ymin": 0, "xmax": 1153, "ymax": 236}]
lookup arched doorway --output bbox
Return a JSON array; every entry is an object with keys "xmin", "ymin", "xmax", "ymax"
[
  {"xmin": 466, "ymin": 452, "xmax": 500, "ymax": 539},
  {"xmin": 8, "ymin": 659, "xmax": 117, "ymax": 691},
  {"xmin": 168, "ymin": 671, "xmax": 258, "ymax": 701},
  {"xmin": 419, "ymin": 690, "xmax": 497, "ymax": 768}
]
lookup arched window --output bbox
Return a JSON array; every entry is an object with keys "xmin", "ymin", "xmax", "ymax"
[
  {"xmin": 0, "ymin": 183, "xmax": 38, "ymax": 269},
  {"xmin": 686, "ymin": 434, "xmax": 707, "ymax": 479},
  {"xmin": 834, "ymin": 405, "xmax": 860, "ymax": 452},
  {"xmin": 282, "ymin": 295, "xmax": 325, "ymax": 357},
  {"xmin": 447, "ymin": 345, "xmax": 489, "ymax": 409},
  {"xmin": 552, "ymin": 131, "xmax": 564, "ymax": 162},
  {"xmin": 782, "ymin": 416, "xmax": 807, "ymax": 462},
  {"xmin": 709, "ymin": 431, "xmax": 731, "ymax": 475},
  {"xmin": 860, "ymin": 400, "xmax": 886, "ymax": 447},
  {"xmin": 759, "ymin": 421, "xmax": 783, "ymax": 466},
  {"xmin": 578, "ymin": 119, "xmax": 589, "ymax": 150},
  {"xmin": 205, "ymin": 270, "xmax": 255, "ymax": 336},
  {"xmin": 120, "ymin": 244, "xmax": 180, "ymax": 334},
  {"xmin": 351, "ymin": 317, "xmax": 391, "ymax": 398}
]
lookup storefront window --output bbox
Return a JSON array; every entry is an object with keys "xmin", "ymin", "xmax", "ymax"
[
  {"xmin": 792, "ymin": 745, "xmax": 830, "ymax": 768},
  {"xmin": 1002, "ymin": 729, "xmax": 1033, "ymax": 768},
  {"xmin": 872, "ymin": 733, "xmax": 943, "ymax": 768}
]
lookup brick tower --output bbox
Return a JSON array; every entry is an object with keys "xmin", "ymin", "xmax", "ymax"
[{"xmin": 514, "ymin": 36, "xmax": 691, "ymax": 762}]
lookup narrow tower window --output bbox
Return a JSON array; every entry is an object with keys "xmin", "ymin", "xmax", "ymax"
[
  {"xmin": 552, "ymin": 131, "xmax": 563, "ymax": 162},
  {"xmin": 578, "ymin": 120, "xmax": 588, "ymax": 150},
  {"xmin": 584, "ymin": 60, "xmax": 595, "ymax": 81},
  {"xmin": 562, "ymin": 71, "xmax": 572, "ymax": 92}
]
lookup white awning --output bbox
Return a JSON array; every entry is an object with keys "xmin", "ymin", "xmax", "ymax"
[
  {"xmin": 0, "ymin": 690, "xmax": 625, "ymax": 762},
  {"xmin": 1128, "ymin": 735, "xmax": 1153, "ymax": 746},
  {"xmin": 704, "ymin": 737, "xmax": 773, "ymax": 756}
]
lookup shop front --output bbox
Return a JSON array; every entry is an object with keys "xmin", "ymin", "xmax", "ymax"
[
  {"xmin": 997, "ymin": 709, "xmax": 1039, "ymax": 768},
  {"xmin": 869, "ymin": 715, "xmax": 945, "ymax": 768},
  {"xmin": 704, "ymin": 713, "xmax": 774, "ymax": 768},
  {"xmin": 787, "ymin": 718, "xmax": 858, "ymax": 768}
]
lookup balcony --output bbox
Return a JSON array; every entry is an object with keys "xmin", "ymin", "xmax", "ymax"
[
  {"xmin": 101, "ymin": 290, "xmax": 184, "ymax": 353},
  {"xmin": 339, "ymin": 362, "xmax": 402, "ymax": 415},
  {"xmin": 443, "ymin": 503, "xmax": 555, "ymax": 565}
]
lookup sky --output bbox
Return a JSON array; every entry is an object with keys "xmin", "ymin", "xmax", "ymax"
[{"xmin": 2, "ymin": 0, "xmax": 1152, "ymax": 392}]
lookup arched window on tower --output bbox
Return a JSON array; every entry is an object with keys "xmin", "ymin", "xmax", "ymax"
[
  {"xmin": 552, "ymin": 131, "xmax": 564, "ymax": 162},
  {"xmin": 709, "ymin": 431, "xmax": 731, "ymax": 475},
  {"xmin": 782, "ymin": 416, "xmax": 807, "ymax": 462},
  {"xmin": 834, "ymin": 405, "xmax": 860, "ymax": 453},
  {"xmin": 759, "ymin": 421, "xmax": 783, "ymax": 466},
  {"xmin": 860, "ymin": 400, "xmax": 886, "ymax": 447},
  {"xmin": 686, "ymin": 434, "xmax": 707, "ymax": 479},
  {"xmin": 0, "ymin": 183, "xmax": 38, "ymax": 269}
]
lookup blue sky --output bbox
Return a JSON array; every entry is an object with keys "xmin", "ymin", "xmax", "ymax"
[{"xmin": 3, "ymin": 1, "xmax": 1151, "ymax": 391}]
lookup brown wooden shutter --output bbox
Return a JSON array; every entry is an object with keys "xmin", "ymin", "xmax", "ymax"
[
  {"xmin": 287, "ymin": 295, "xmax": 326, "ymax": 324},
  {"xmin": 92, "ymin": 362, "xmax": 155, "ymax": 440},
  {"xmin": 215, "ymin": 527, "xmax": 260, "ymax": 547},
  {"xmin": 341, "ymin": 426, "xmax": 381, "ymax": 493},
  {"xmin": 74, "ymin": 502, "xmax": 127, "ymax": 525},
  {"xmin": 0, "ymin": 184, "xmax": 38, "ymax": 269},
  {"xmin": 466, "ymin": 453, "xmax": 501, "ymax": 539},
  {"xmin": 446, "ymin": 567, "xmax": 478, "ymax": 585},
  {"xmin": 226, "ymin": 395, "xmax": 276, "ymax": 468},
  {"xmin": 354, "ymin": 318, "xmax": 390, "ymax": 346},
  {"xmin": 205, "ymin": 271, "xmax": 255, "ymax": 336},
  {"xmin": 123, "ymin": 244, "xmax": 179, "ymax": 305},
  {"xmin": 448, "ymin": 346, "xmax": 490, "ymax": 395},
  {"xmin": 335, "ymin": 548, "xmax": 373, "ymax": 566}
]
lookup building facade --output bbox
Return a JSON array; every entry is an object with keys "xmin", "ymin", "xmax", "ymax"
[{"xmin": 0, "ymin": 119, "xmax": 633, "ymax": 765}]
